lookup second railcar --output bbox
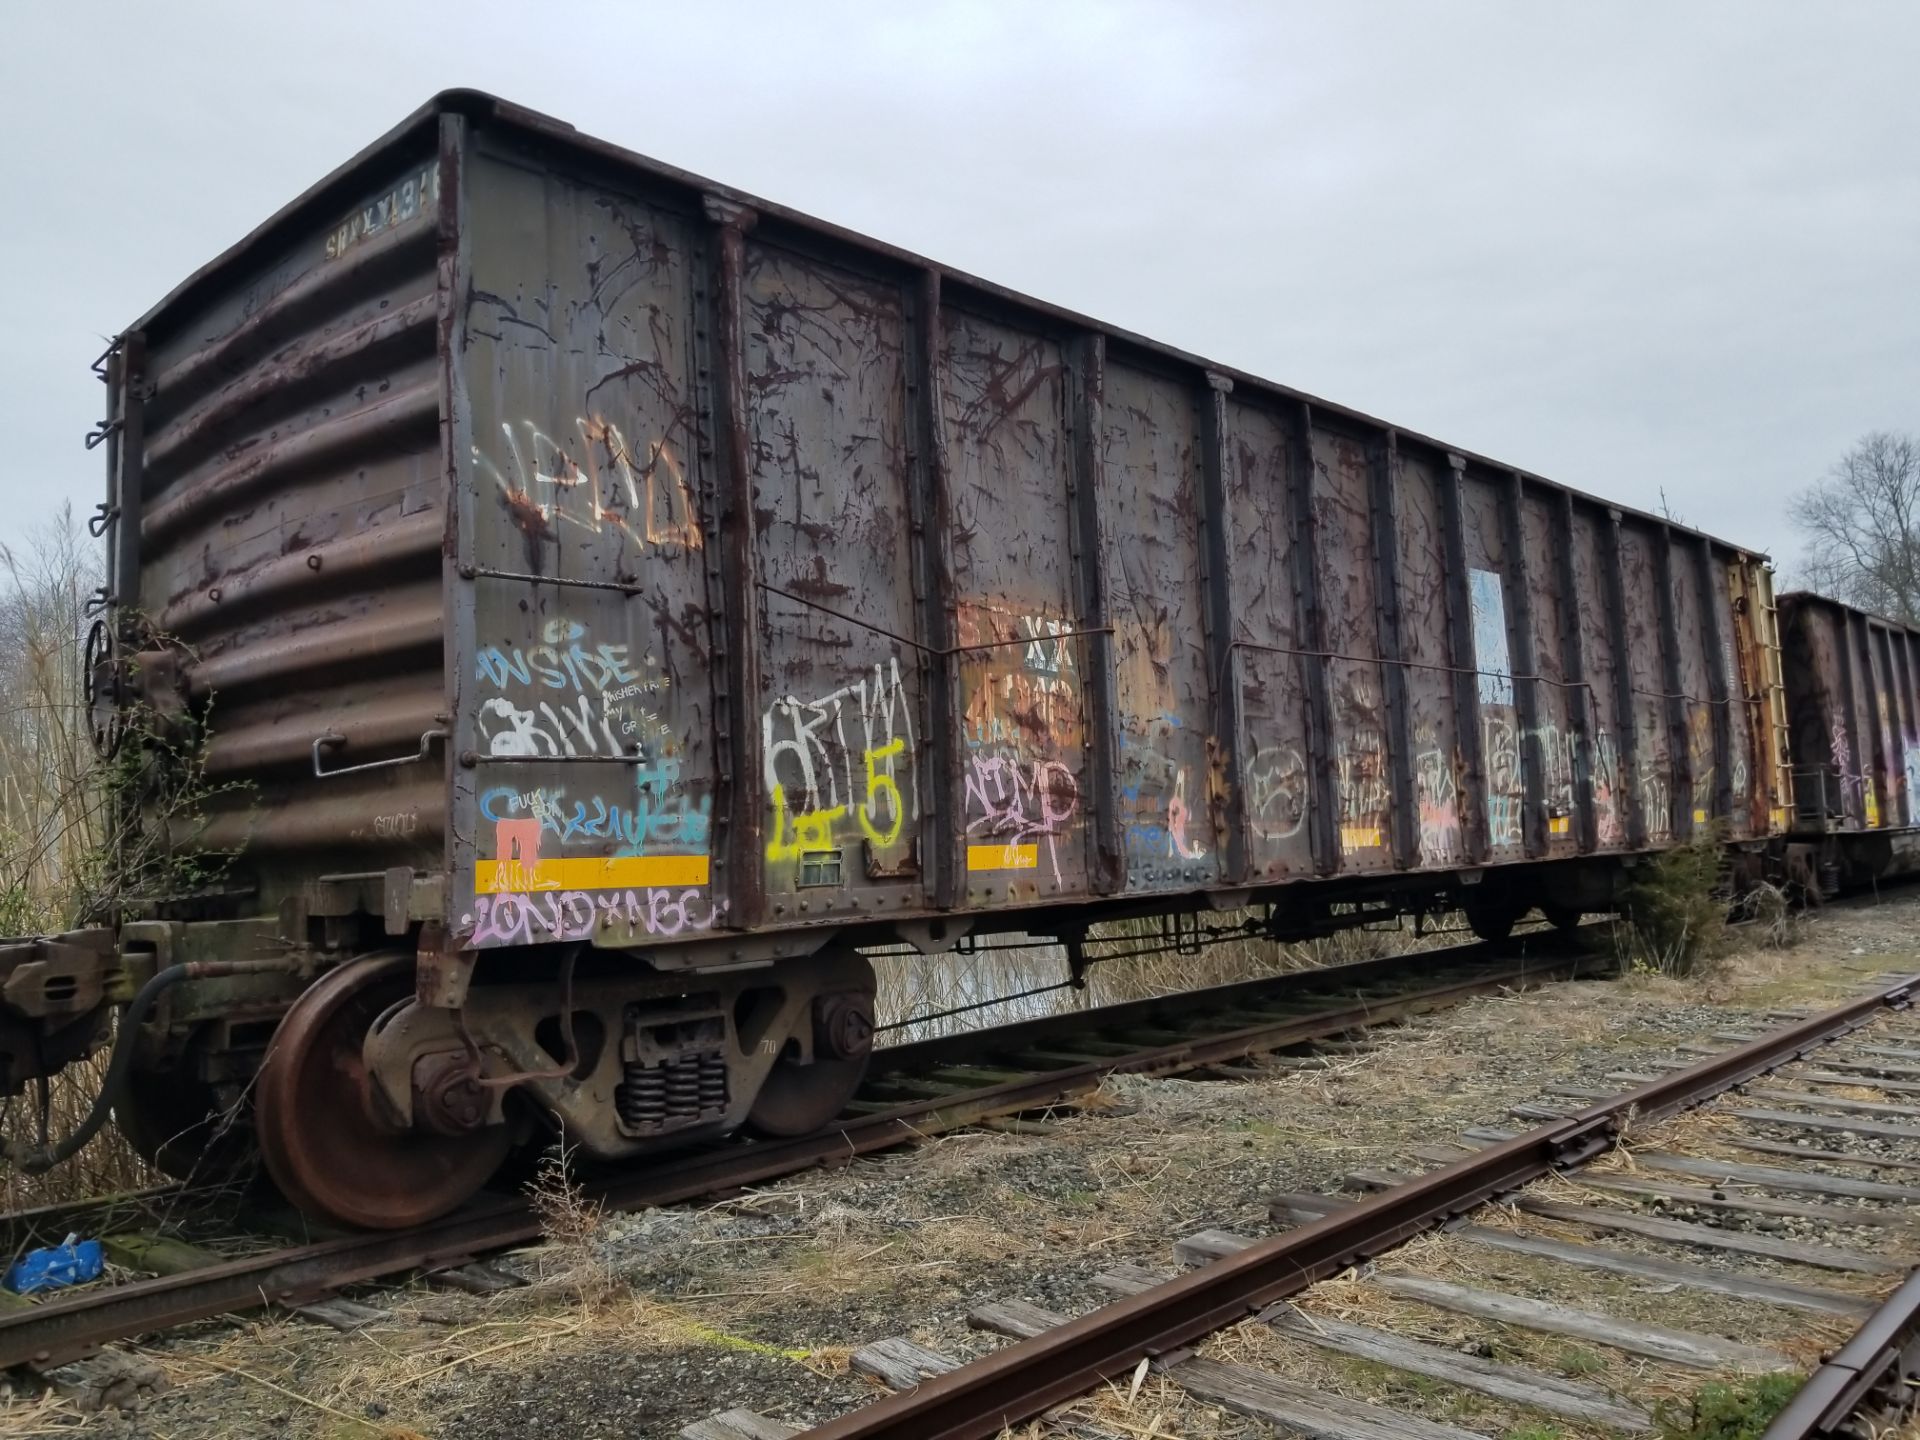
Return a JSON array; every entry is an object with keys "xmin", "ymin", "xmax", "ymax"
[
  {"xmin": 4, "ymin": 91, "xmax": 1793, "ymax": 1227},
  {"xmin": 1779, "ymin": 591, "xmax": 1920, "ymax": 888}
]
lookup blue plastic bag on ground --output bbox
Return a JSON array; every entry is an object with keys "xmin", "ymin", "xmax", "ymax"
[{"xmin": 5, "ymin": 1234, "xmax": 104, "ymax": 1294}]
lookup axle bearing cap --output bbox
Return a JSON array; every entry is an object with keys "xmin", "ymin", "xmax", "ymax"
[
  {"xmin": 813, "ymin": 991, "xmax": 875, "ymax": 1062},
  {"xmin": 412, "ymin": 1053, "xmax": 489, "ymax": 1137}
]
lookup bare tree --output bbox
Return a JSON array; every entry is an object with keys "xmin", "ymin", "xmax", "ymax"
[{"xmin": 1790, "ymin": 431, "xmax": 1920, "ymax": 622}]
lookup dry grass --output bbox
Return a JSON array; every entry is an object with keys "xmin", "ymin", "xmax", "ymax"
[
  {"xmin": 0, "ymin": 508, "xmax": 104, "ymax": 937},
  {"xmin": 0, "ymin": 1051, "xmax": 160, "ymax": 1213},
  {"xmin": 874, "ymin": 909, "xmax": 1476, "ymax": 1044},
  {"xmin": 0, "ymin": 1388, "xmax": 86, "ymax": 1439},
  {"xmin": 0, "ymin": 512, "xmax": 156, "ymax": 1207},
  {"xmin": 128, "ymin": 1219, "xmax": 861, "ymax": 1438}
]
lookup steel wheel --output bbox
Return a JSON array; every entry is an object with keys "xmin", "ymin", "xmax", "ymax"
[
  {"xmin": 1462, "ymin": 891, "xmax": 1520, "ymax": 944},
  {"xmin": 746, "ymin": 1051, "xmax": 871, "ymax": 1137},
  {"xmin": 114, "ymin": 1054, "xmax": 247, "ymax": 1182},
  {"xmin": 746, "ymin": 964, "xmax": 876, "ymax": 1138},
  {"xmin": 255, "ymin": 953, "xmax": 511, "ymax": 1230},
  {"xmin": 1538, "ymin": 901, "xmax": 1584, "ymax": 932}
]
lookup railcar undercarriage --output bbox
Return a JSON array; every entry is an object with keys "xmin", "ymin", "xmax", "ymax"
[
  {"xmin": 0, "ymin": 843, "xmax": 1847, "ymax": 1230},
  {"xmin": 0, "ymin": 924, "xmax": 876, "ymax": 1230}
]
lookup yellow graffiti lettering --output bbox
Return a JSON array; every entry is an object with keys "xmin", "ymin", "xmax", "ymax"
[
  {"xmin": 765, "ymin": 784, "xmax": 846, "ymax": 861},
  {"xmin": 859, "ymin": 739, "xmax": 906, "ymax": 848}
]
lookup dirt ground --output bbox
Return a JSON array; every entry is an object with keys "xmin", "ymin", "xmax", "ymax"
[{"xmin": 7, "ymin": 886, "xmax": 1920, "ymax": 1440}]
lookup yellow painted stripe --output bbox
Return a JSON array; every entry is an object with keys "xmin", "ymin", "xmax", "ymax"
[
  {"xmin": 1548, "ymin": 816, "xmax": 1571, "ymax": 836},
  {"xmin": 475, "ymin": 853, "xmax": 710, "ymax": 894},
  {"xmin": 1692, "ymin": 808, "xmax": 1709, "ymax": 825},
  {"xmin": 1339, "ymin": 825, "xmax": 1382, "ymax": 851},
  {"xmin": 967, "ymin": 842, "xmax": 1038, "ymax": 872}
]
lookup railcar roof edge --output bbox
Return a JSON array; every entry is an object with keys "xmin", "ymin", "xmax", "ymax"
[
  {"xmin": 121, "ymin": 87, "xmax": 1767, "ymax": 561},
  {"xmin": 1778, "ymin": 589, "xmax": 1920, "ymax": 636}
]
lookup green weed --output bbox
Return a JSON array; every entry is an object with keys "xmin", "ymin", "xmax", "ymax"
[
  {"xmin": 1653, "ymin": 1373, "xmax": 1803, "ymax": 1439},
  {"xmin": 1555, "ymin": 1346, "xmax": 1605, "ymax": 1377},
  {"xmin": 1614, "ymin": 831, "xmax": 1728, "ymax": 977}
]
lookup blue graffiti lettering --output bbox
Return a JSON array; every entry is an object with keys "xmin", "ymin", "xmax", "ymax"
[
  {"xmin": 478, "ymin": 782, "xmax": 710, "ymax": 854},
  {"xmin": 475, "ymin": 620, "xmax": 640, "ymax": 694}
]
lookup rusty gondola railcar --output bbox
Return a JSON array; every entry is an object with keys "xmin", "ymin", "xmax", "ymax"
[
  {"xmin": 1778, "ymin": 591, "xmax": 1920, "ymax": 888},
  {"xmin": 1, "ymin": 91, "xmax": 1794, "ymax": 1227}
]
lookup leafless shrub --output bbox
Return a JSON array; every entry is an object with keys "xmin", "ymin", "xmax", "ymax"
[
  {"xmin": 1730, "ymin": 879, "xmax": 1800, "ymax": 951},
  {"xmin": 525, "ymin": 1139, "xmax": 612, "ymax": 1299}
]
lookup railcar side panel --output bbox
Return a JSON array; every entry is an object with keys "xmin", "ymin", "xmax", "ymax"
[
  {"xmin": 941, "ymin": 309, "xmax": 1090, "ymax": 906},
  {"xmin": 1570, "ymin": 508, "xmax": 1627, "ymax": 851},
  {"xmin": 1779, "ymin": 592, "xmax": 1920, "ymax": 835},
  {"xmin": 1618, "ymin": 526, "xmax": 1677, "ymax": 846},
  {"xmin": 1222, "ymin": 400, "xmax": 1313, "ymax": 880},
  {"xmin": 1101, "ymin": 362, "xmax": 1219, "ymax": 892},
  {"xmin": 1893, "ymin": 630, "xmax": 1920, "ymax": 824},
  {"xmin": 455, "ymin": 148, "xmax": 720, "ymax": 948},
  {"xmin": 1310, "ymin": 424, "xmax": 1392, "ymax": 871},
  {"xmin": 1720, "ymin": 552, "xmax": 1758, "ymax": 844},
  {"xmin": 1666, "ymin": 537, "xmax": 1716, "ymax": 835},
  {"xmin": 1454, "ymin": 469, "xmax": 1519, "ymax": 862},
  {"xmin": 746, "ymin": 240, "xmax": 923, "ymax": 920},
  {"xmin": 1867, "ymin": 626, "xmax": 1906, "ymax": 825}
]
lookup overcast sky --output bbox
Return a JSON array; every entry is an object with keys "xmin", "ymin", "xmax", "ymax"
[{"xmin": 2, "ymin": 2, "xmax": 1914, "ymax": 578}]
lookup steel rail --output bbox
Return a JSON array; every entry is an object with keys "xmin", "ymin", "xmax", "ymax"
[
  {"xmin": 0, "ymin": 1183, "xmax": 198, "ymax": 1258},
  {"xmin": 0, "ymin": 937, "xmax": 1588, "ymax": 1371},
  {"xmin": 1762, "ymin": 1268, "xmax": 1920, "ymax": 1437},
  {"xmin": 798, "ymin": 973, "xmax": 1920, "ymax": 1440}
]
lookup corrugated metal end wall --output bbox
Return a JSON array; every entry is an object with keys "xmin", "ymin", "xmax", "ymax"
[
  {"xmin": 126, "ymin": 146, "xmax": 449, "ymax": 909},
  {"xmin": 442, "ymin": 109, "xmax": 1789, "ymax": 952},
  {"xmin": 1779, "ymin": 592, "xmax": 1920, "ymax": 833}
]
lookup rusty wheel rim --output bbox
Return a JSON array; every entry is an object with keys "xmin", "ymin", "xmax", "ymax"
[{"xmin": 255, "ymin": 953, "xmax": 512, "ymax": 1230}]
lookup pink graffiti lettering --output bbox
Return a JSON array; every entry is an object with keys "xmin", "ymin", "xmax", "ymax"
[
  {"xmin": 964, "ymin": 753, "xmax": 1079, "ymax": 879},
  {"xmin": 466, "ymin": 887, "xmax": 723, "ymax": 947},
  {"xmin": 1166, "ymin": 767, "xmax": 1205, "ymax": 860}
]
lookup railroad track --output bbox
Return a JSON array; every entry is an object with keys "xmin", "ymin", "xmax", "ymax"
[
  {"xmin": 0, "ymin": 928, "xmax": 1593, "ymax": 1386},
  {"xmin": 677, "ymin": 969, "xmax": 1920, "ymax": 1440}
]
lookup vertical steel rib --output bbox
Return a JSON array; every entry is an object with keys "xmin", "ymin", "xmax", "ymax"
[{"xmin": 1198, "ymin": 373, "xmax": 1248, "ymax": 883}]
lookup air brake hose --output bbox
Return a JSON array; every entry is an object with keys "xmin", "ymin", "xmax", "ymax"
[{"xmin": 5, "ymin": 957, "xmax": 300, "ymax": 1173}]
